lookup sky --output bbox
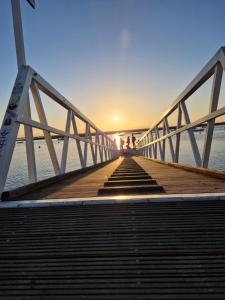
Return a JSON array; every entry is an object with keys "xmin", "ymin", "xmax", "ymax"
[{"xmin": 1, "ymin": 0, "xmax": 225, "ymax": 134}]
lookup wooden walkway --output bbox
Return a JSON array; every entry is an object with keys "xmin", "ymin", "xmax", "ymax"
[
  {"xmin": 13, "ymin": 156, "xmax": 225, "ymax": 200},
  {"xmin": 2, "ymin": 158, "xmax": 225, "ymax": 298},
  {"xmin": 134, "ymin": 157, "xmax": 225, "ymax": 194},
  {"xmin": 17, "ymin": 158, "xmax": 122, "ymax": 200},
  {"xmin": 1, "ymin": 199, "xmax": 225, "ymax": 299}
]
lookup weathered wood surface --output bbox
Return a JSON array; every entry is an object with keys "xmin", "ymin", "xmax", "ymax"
[
  {"xmin": 18, "ymin": 158, "xmax": 122, "ymax": 200},
  {"xmin": 98, "ymin": 157, "xmax": 164, "ymax": 196},
  {"xmin": 14, "ymin": 156, "xmax": 225, "ymax": 200},
  {"xmin": 134, "ymin": 157, "xmax": 225, "ymax": 194},
  {"xmin": 0, "ymin": 200, "xmax": 225, "ymax": 299}
]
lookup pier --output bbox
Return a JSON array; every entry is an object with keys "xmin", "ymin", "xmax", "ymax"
[
  {"xmin": 3, "ymin": 156, "xmax": 225, "ymax": 201},
  {"xmin": 1, "ymin": 1, "xmax": 225, "ymax": 299}
]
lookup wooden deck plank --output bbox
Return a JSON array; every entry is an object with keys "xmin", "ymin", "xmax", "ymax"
[
  {"xmin": 17, "ymin": 158, "xmax": 122, "ymax": 200},
  {"xmin": 13, "ymin": 156, "xmax": 225, "ymax": 200},
  {"xmin": 134, "ymin": 157, "xmax": 225, "ymax": 194}
]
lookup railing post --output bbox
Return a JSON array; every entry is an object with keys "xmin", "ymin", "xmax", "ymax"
[
  {"xmin": 83, "ymin": 123, "xmax": 89, "ymax": 167},
  {"xmin": 23, "ymin": 96, "xmax": 37, "ymax": 183},
  {"xmin": 202, "ymin": 63, "xmax": 223, "ymax": 168},
  {"xmin": 88, "ymin": 127, "xmax": 96, "ymax": 165},
  {"xmin": 175, "ymin": 104, "xmax": 182, "ymax": 163},
  {"xmin": 61, "ymin": 110, "xmax": 71, "ymax": 173},
  {"xmin": 0, "ymin": 67, "xmax": 32, "ymax": 197},
  {"xmin": 98, "ymin": 134, "xmax": 104, "ymax": 163},
  {"xmin": 31, "ymin": 81, "xmax": 60, "ymax": 175},
  {"xmin": 181, "ymin": 101, "xmax": 202, "ymax": 167},
  {"xmin": 156, "ymin": 126, "xmax": 163, "ymax": 160},
  {"xmin": 101, "ymin": 135, "xmax": 106, "ymax": 161},
  {"xmin": 148, "ymin": 145, "xmax": 152, "ymax": 158},
  {"xmin": 71, "ymin": 114, "xmax": 85, "ymax": 168},
  {"xmin": 164, "ymin": 118, "xmax": 175, "ymax": 162},
  {"xmin": 94, "ymin": 131, "xmax": 99, "ymax": 164},
  {"xmin": 162, "ymin": 120, "xmax": 166, "ymax": 160}
]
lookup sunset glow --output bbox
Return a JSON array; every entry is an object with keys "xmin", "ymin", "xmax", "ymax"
[{"xmin": 113, "ymin": 115, "xmax": 119, "ymax": 122}]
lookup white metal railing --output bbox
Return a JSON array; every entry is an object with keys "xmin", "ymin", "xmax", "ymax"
[
  {"xmin": 137, "ymin": 47, "xmax": 225, "ymax": 169},
  {"xmin": 0, "ymin": 65, "xmax": 118, "ymax": 197}
]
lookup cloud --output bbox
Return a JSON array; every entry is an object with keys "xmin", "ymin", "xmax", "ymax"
[{"xmin": 120, "ymin": 29, "xmax": 131, "ymax": 50}]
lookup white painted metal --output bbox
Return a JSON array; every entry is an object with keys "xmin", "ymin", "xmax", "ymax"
[
  {"xmin": 0, "ymin": 67, "xmax": 33, "ymax": 196},
  {"xmin": 160, "ymin": 122, "xmax": 165, "ymax": 160},
  {"xmin": 156, "ymin": 126, "xmax": 163, "ymax": 160},
  {"xmin": 61, "ymin": 110, "xmax": 71, "ymax": 173},
  {"xmin": 98, "ymin": 134, "xmax": 104, "ymax": 163},
  {"xmin": 83, "ymin": 123, "xmax": 89, "ymax": 168},
  {"xmin": 11, "ymin": 0, "xmax": 26, "ymax": 68},
  {"xmin": 164, "ymin": 118, "xmax": 175, "ymax": 162},
  {"xmin": 23, "ymin": 96, "xmax": 37, "ymax": 182},
  {"xmin": 202, "ymin": 63, "xmax": 223, "ymax": 168},
  {"xmin": 31, "ymin": 81, "xmax": 60, "ymax": 175},
  {"xmin": 139, "ymin": 47, "xmax": 225, "ymax": 142},
  {"xmin": 181, "ymin": 101, "xmax": 202, "ymax": 166},
  {"xmin": 11, "ymin": 0, "xmax": 35, "ymax": 67},
  {"xmin": 71, "ymin": 113, "xmax": 85, "ymax": 168},
  {"xmin": 0, "ymin": 67, "xmax": 117, "ymax": 198},
  {"xmin": 33, "ymin": 70, "xmax": 109, "ymax": 138},
  {"xmin": 94, "ymin": 131, "xmax": 99, "ymax": 164},
  {"xmin": 11, "ymin": 0, "xmax": 38, "ymax": 183},
  {"xmin": 174, "ymin": 104, "xmax": 182, "ymax": 163},
  {"xmin": 137, "ymin": 47, "xmax": 225, "ymax": 169},
  {"xmin": 0, "ymin": 0, "xmax": 116, "ymax": 198},
  {"xmin": 88, "ymin": 127, "xmax": 96, "ymax": 165}
]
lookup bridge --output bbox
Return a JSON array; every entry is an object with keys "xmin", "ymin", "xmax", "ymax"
[{"xmin": 1, "ymin": 1, "xmax": 225, "ymax": 299}]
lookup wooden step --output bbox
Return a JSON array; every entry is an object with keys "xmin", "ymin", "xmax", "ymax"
[
  {"xmin": 108, "ymin": 175, "xmax": 152, "ymax": 181},
  {"xmin": 98, "ymin": 185, "xmax": 164, "ymax": 195},
  {"xmin": 112, "ymin": 171, "xmax": 148, "ymax": 176},
  {"xmin": 113, "ymin": 168, "xmax": 144, "ymax": 172},
  {"xmin": 104, "ymin": 179, "xmax": 157, "ymax": 187}
]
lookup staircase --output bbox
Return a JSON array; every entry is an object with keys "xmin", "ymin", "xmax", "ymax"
[{"xmin": 98, "ymin": 157, "xmax": 164, "ymax": 196}]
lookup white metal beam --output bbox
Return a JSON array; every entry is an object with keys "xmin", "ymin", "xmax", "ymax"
[
  {"xmin": 71, "ymin": 114, "xmax": 85, "ymax": 168},
  {"xmin": 164, "ymin": 118, "xmax": 175, "ymax": 162},
  {"xmin": 0, "ymin": 67, "xmax": 32, "ymax": 197},
  {"xmin": 30, "ymin": 81, "xmax": 60, "ymax": 175},
  {"xmin": 138, "ymin": 47, "xmax": 225, "ymax": 143},
  {"xmin": 202, "ymin": 63, "xmax": 223, "ymax": 168},
  {"xmin": 180, "ymin": 101, "xmax": 202, "ymax": 167},
  {"xmin": 61, "ymin": 110, "xmax": 71, "ymax": 173},
  {"xmin": 175, "ymin": 104, "xmax": 182, "ymax": 163},
  {"xmin": 23, "ymin": 96, "xmax": 37, "ymax": 182},
  {"xmin": 11, "ymin": 0, "xmax": 26, "ymax": 68}
]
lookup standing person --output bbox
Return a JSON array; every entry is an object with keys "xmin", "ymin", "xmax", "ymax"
[
  {"xmin": 126, "ymin": 136, "xmax": 130, "ymax": 149},
  {"xmin": 132, "ymin": 134, "xmax": 136, "ymax": 149},
  {"xmin": 120, "ymin": 138, "xmax": 125, "ymax": 150},
  {"xmin": 113, "ymin": 138, "xmax": 117, "ymax": 149}
]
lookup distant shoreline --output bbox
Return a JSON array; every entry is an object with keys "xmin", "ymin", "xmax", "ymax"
[{"xmin": 16, "ymin": 122, "xmax": 225, "ymax": 141}]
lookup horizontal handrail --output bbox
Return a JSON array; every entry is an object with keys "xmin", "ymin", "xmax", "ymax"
[
  {"xmin": 31, "ymin": 67, "xmax": 110, "ymax": 137},
  {"xmin": 0, "ymin": 66, "xmax": 118, "ymax": 198},
  {"xmin": 137, "ymin": 47, "xmax": 225, "ymax": 169}
]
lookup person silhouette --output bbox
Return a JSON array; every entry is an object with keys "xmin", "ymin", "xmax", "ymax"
[
  {"xmin": 120, "ymin": 138, "xmax": 125, "ymax": 150},
  {"xmin": 132, "ymin": 134, "xmax": 136, "ymax": 149},
  {"xmin": 127, "ymin": 136, "xmax": 130, "ymax": 149}
]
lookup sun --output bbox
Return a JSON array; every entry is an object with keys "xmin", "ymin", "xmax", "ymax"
[{"xmin": 113, "ymin": 115, "xmax": 119, "ymax": 121}]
